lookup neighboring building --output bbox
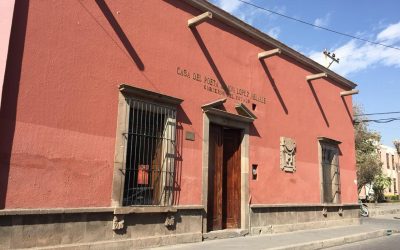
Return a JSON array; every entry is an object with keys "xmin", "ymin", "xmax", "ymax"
[
  {"xmin": 0, "ymin": 0, "xmax": 15, "ymax": 110},
  {"xmin": 0, "ymin": 1, "xmax": 359, "ymax": 249},
  {"xmin": 379, "ymin": 145, "xmax": 400, "ymax": 196}
]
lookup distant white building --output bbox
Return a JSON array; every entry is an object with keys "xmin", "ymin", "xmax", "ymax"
[
  {"xmin": 359, "ymin": 144, "xmax": 399, "ymax": 200},
  {"xmin": 379, "ymin": 145, "xmax": 399, "ymax": 196}
]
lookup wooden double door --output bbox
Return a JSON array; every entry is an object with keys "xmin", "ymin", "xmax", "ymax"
[{"xmin": 207, "ymin": 124, "xmax": 242, "ymax": 231}]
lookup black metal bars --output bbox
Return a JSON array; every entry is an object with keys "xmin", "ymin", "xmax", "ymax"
[{"xmin": 122, "ymin": 99, "xmax": 177, "ymax": 206}]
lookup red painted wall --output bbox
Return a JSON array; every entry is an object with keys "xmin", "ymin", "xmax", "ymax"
[{"xmin": 0, "ymin": 0, "xmax": 357, "ymax": 208}]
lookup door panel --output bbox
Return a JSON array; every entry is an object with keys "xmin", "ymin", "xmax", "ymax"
[
  {"xmin": 207, "ymin": 125, "xmax": 241, "ymax": 231},
  {"xmin": 322, "ymin": 163, "xmax": 332, "ymax": 203},
  {"xmin": 321, "ymin": 144, "xmax": 340, "ymax": 203},
  {"xmin": 223, "ymin": 129, "xmax": 241, "ymax": 229},
  {"xmin": 207, "ymin": 124, "xmax": 223, "ymax": 231}
]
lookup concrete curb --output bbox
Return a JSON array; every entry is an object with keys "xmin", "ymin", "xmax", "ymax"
[{"xmin": 266, "ymin": 229, "xmax": 393, "ymax": 250}]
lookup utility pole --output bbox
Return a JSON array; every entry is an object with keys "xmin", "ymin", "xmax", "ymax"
[{"xmin": 323, "ymin": 49, "xmax": 340, "ymax": 68}]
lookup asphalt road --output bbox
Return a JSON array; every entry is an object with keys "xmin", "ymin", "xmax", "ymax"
[{"xmin": 326, "ymin": 234, "xmax": 400, "ymax": 250}]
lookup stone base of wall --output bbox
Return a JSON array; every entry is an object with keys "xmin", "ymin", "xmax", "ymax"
[
  {"xmin": 250, "ymin": 204, "xmax": 360, "ymax": 235},
  {"xmin": 39, "ymin": 232, "xmax": 202, "ymax": 250},
  {"xmin": 251, "ymin": 218, "xmax": 360, "ymax": 235},
  {"xmin": 0, "ymin": 204, "xmax": 360, "ymax": 249},
  {"xmin": 0, "ymin": 206, "xmax": 203, "ymax": 249}
]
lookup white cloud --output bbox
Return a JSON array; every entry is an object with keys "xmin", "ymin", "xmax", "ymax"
[
  {"xmin": 210, "ymin": 0, "xmax": 285, "ymax": 38},
  {"xmin": 309, "ymin": 21, "xmax": 400, "ymax": 76},
  {"xmin": 377, "ymin": 22, "xmax": 400, "ymax": 43},
  {"xmin": 267, "ymin": 27, "xmax": 281, "ymax": 39},
  {"xmin": 313, "ymin": 13, "xmax": 331, "ymax": 27},
  {"xmin": 216, "ymin": 0, "xmax": 243, "ymax": 13},
  {"xmin": 240, "ymin": 8, "xmax": 264, "ymax": 25},
  {"xmin": 210, "ymin": 0, "xmax": 285, "ymax": 26},
  {"xmin": 290, "ymin": 44, "xmax": 305, "ymax": 53}
]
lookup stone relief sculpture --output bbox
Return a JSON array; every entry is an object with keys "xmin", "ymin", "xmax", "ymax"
[
  {"xmin": 112, "ymin": 215, "xmax": 125, "ymax": 231},
  {"xmin": 280, "ymin": 137, "xmax": 296, "ymax": 172}
]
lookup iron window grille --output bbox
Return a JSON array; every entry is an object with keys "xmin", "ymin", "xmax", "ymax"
[{"xmin": 122, "ymin": 98, "xmax": 177, "ymax": 206}]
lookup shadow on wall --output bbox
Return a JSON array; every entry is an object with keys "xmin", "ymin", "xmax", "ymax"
[
  {"xmin": 249, "ymin": 123, "xmax": 260, "ymax": 137},
  {"xmin": 95, "ymin": 0, "xmax": 144, "ymax": 71},
  {"xmin": 164, "ymin": 0, "xmax": 266, "ymax": 48},
  {"xmin": 164, "ymin": 0, "xmax": 231, "ymax": 96},
  {"xmin": 259, "ymin": 60, "xmax": 289, "ymax": 115},
  {"xmin": 173, "ymin": 106, "xmax": 192, "ymax": 205},
  {"xmin": 174, "ymin": 122, "xmax": 183, "ymax": 205},
  {"xmin": 307, "ymin": 79, "xmax": 330, "ymax": 127},
  {"xmin": 190, "ymin": 27, "xmax": 230, "ymax": 96},
  {"xmin": 0, "ymin": 0, "xmax": 30, "ymax": 209},
  {"xmin": 341, "ymin": 96, "xmax": 353, "ymax": 124}
]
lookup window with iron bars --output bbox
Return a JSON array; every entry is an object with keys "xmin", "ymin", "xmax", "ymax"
[
  {"xmin": 321, "ymin": 142, "xmax": 341, "ymax": 204},
  {"xmin": 122, "ymin": 99, "xmax": 177, "ymax": 206}
]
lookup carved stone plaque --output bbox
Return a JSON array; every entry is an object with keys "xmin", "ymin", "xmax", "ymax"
[{"xmin": 280, "ymin": 137, "xmax": 296, "ymax": 172}]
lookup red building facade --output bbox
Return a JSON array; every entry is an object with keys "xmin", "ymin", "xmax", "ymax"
[{"xmin": 0, "ymin": 0, "xmax": 359, "ymax": 248}]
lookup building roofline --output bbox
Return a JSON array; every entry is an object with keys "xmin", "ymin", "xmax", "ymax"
[
  {"xmin": 184, "ymin": 0, "xmax": 357, "ymax": 90},
  {"xmin": 380, "ymin": 144, "xmax": 396, "ymax": 150}
]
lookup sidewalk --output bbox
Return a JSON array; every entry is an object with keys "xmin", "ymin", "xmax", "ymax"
[
  {"xmin": 149, "ymin": 215, "xmax": 400, "ymax": 250},
  {"xmin": 367, "ymin": 202, "xmax": 400, "ymax": 217}
]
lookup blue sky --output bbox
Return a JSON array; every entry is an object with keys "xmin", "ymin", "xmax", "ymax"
[{"xmin": 209, "ymin": 0, "xmax": 400, "ymax": 146}]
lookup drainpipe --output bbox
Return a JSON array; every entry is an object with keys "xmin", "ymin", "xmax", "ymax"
[{"xmin": 0, "ymin": 0, "xmax": 16, "ymax": 111}]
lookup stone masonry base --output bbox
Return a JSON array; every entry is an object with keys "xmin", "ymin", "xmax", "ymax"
[
  {"xmin": 250, "ymin": 204, "xmax": 360, "ymax": 235},
  {"xmin": 0, "ymin": 204, "xmax": 360, "ymax": 249},
  {"xmin": 0, "ymin": 206, "xmax": 203, "ymax": 249}
]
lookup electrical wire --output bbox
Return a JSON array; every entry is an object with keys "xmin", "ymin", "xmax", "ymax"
[
  {"xmin": 354, "ymin": 117, "xmax": 400, "ymax": 124},
  {"xmin": 236, "ymin": 0, "xmax": 400, "ymax": 51},
  {"xmin": 354, "ymin": 111, "xmax": 400, "ymax": 117}
]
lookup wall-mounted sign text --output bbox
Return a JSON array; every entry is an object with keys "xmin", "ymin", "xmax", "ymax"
[{"xmin": 177, "ymin": 66, "xmax": 266, "ymax": 104}]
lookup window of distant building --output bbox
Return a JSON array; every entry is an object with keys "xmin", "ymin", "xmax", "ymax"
[
  {"xmin": 392, "ymin": 155, "xmax": 395, "ymax": 170},
  {"xmin": 394, "ymin": 178, "xmax": 397, "ymax": 194},
  {"xmin": 387, "ymin": 153, "xmax": 390, "ymax": 169}
]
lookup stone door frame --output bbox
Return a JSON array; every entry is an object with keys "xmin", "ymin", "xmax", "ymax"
[{"xmin": 201, "ymin": 109, "xmax": 251, "ymax": 233}]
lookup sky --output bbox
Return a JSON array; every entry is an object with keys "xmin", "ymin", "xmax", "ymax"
[{"xmin": 209, "ymin": 0, "xmax": 400, "ymax": 147}]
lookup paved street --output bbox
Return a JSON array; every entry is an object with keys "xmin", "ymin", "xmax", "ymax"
[
  {"xmin": 362, "ymin": 213, "xmax": 400, "ymax": 229},
  {"xmin": 326, "ymin": 234, "xmax": 400, "ymax": 250},
  {"xmin": 151, "ymin": 214, "xmax": 400, "ymax": 250},
  {"xmin": 328, "ymin": 214, "xmax": 400, "ymax": 250}
]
